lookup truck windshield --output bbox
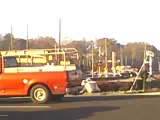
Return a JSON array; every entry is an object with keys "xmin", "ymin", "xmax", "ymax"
[{"xmin": 4, "ymin": 56, "xmax": 18, "ymax": 68}]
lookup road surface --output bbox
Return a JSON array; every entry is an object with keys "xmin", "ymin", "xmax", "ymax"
[{"xmin": 0, "ymin": 94, "xmax": 160, "ymax": 120}]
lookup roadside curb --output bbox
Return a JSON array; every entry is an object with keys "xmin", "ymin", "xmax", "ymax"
[
  {"xmin": 65, "ymin": 91, "xmax": 160, "ymax": 97},
  {"xmin": 125, "ymin": 91, "xmax": 160, "ymax": 96}
]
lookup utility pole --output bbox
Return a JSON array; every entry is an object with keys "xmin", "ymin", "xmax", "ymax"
[
  {"xmin": 26, "ymin": 24, "xmax": 28, "ymax": 49},
  {"xmin": 104, "ymin": 38, "xmax": 108, "ymax": 77},
  {"xmin": 158, "ymin": 56, "xmax": 160, "ymax": 71},
  {"xmin": 91, "ymin": 44, "xmax": 94, "ymax": 78},
  {"xmin": 59, "ymin": 18, "xmax": 61, "ymax": 49},
  {"xmin": 112, "ymin": 51, "xmax": 116, "ymax": 76},
  {"xmin": 98, "ymin": 47, "xmax": 101, "ymax": 77},
  {"xmin": 143, "ymin": 42, "xmax": 147, "ymax": 71},
  {"xmin": 26, "ymin": 24, "xmax": 29, "ymax": 66},
  {"xmin": 10, "ymin": 25, "xmax": 13, "ymax": 50},
  {"xmin": 57, "ymin": 18, "xmax": 61, "ymax": 65},
  {"xmin": 55, "ymin": 44, "xmax": 58, "ymax": 61},
  {"xmin": 131, "ymin": 52, "xmax": 134, "ymax": 66},
  {"xmin": 125, "ymin": 46, "xmax": 128, "ymax": 66},
  {"xmin": 144, "ymin": 42, "xmax": 147, "ymax": 62},
  {"xmin": 120, "ymin": 46, "xmax": 123, "ymax": 66}
]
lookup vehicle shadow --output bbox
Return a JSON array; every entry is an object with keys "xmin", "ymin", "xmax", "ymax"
[
  {"xmin": 0, "ymin": 106, "xmax": 120, "ymax": 120},
  {"xmin": 0, "ymin": 94, "xmax": 160, "ymax": 104},
  {"xmin": 0, "ymin": 97, "xmax": 32, "ymax": 104}
]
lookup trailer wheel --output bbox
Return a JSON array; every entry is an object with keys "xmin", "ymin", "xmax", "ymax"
[{"xmin": 30, "ymin": 84, "xmax": 51, "ymax": 104}]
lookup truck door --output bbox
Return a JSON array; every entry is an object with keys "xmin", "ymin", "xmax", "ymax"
[
  {"xmin": 0, "ymin": 73, "xmax": 27, "ymax": 95},
  {"xmin": 0, "ymin": 56, "xmax": 27, "ymax": 95}
]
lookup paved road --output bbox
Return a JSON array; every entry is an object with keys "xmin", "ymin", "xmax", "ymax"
[{"xmin": 0, "ymin": 94, "xmax": 160, "ymax": 120}]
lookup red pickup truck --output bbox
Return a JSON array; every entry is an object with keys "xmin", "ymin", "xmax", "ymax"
[{"xmin": 0, "ymin": 55, "xmax": 70, "ymax": 104}]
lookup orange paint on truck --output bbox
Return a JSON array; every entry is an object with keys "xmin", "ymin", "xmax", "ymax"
[
  {"xmin": 0, "ymin": 71, "xmax": 67, "ymax": 96},
  {"xmin": 0, "ymin": 55, "xmax": 69, "ymax": 104}
]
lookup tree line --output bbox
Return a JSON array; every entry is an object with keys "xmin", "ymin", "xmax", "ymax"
[{"xmin": 0, "ymin": 33, "xmax": 160, "ymax": 71}]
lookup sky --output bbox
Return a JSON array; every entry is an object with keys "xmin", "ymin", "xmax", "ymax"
[{"xmin": 0, "ymin": 0, "xmax": 160, "ymax": 49}]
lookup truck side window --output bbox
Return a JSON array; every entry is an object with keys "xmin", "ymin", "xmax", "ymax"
[{"xmin": 4, "ymin": 56, "xmax": 18, "ymax": 68}]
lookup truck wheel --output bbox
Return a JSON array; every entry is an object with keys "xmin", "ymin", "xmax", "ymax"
[{"xmin": 30, "ymin": 84, "xmax": 51, "ymax": 104}]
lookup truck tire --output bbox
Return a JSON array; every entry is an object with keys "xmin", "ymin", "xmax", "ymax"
[{"xmin": 30, "ymin": 84, "xmax": 51, "ymax": 104}]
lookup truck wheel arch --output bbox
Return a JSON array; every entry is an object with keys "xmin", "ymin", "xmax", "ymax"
[{"xmin": 27, "ymin": 83, "xmax": 51, "ymax": 96}]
